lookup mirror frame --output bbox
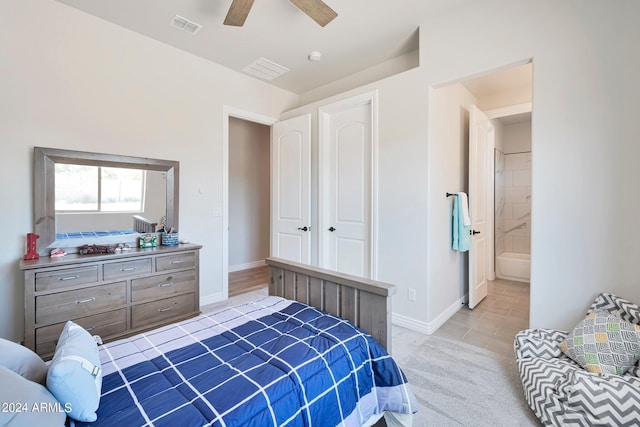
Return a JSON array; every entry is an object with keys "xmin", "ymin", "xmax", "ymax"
[{"xmin": 34, "ymin": 147, "xmax": 179, "ymax": 256}]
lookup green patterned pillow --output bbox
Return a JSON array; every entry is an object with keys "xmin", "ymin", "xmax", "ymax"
[{"xmin": 560, "ymin": 311, "xmax": 640, "ymax": 375}]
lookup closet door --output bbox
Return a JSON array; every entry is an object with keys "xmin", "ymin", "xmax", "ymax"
[
  {"xmin": 319, "ymin": 92, "xmax": 377, "ymax": 278},
  {"xmin": 271, "ymin": 114, "xmax": 311, "ymax": 264}
]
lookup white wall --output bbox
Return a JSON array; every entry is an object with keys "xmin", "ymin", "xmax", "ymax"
[
  {"xmin": 425, "ymin": 83, "xmax": 476, "ymax": 331},
  {"xmin": 420, "ymin": 0, "xmax": 640, "ymax": 329},
  {"xmin": 228, "ymin": 118, "xmax": 270, "ymax": 269},
  {"xmin": 0, "ymin": 0, "xmax": 297, "ymax": 342},
  {"xmin": 502, "ymin": 121, "xmax": 531, "ymax": 154}
]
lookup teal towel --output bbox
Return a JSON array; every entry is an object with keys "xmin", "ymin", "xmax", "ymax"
[{"xmin": 452, "ymin": 195, "xmax": 471, "ymax": 252}]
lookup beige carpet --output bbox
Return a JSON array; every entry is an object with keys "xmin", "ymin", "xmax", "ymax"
[{"xmin": 396, "ymin": 334, "xmax": 540, "ymax": 426}]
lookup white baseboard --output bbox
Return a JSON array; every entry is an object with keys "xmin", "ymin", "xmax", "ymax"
[
  {"xmin": 200, "ymin": 292, "xmax": 226, "ymax": 307},
  {"xmin": 392, "ymin": 295, "xmax": 467, "ymax": 335},
  {"xmin": 229, "ymin": 260, "xmax": 266, "ymax": 273},
  {"xmin": 392, "ymin": 313, "xmax": 431, "ymax": 335},
  {"xmin": 426, "ymin": 295, "xmax": 466, "ymax": 333}
]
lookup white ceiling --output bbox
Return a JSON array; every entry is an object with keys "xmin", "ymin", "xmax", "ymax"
[
  {"xmin": 54, "ymin": 0, "xmax": 470, "ymax": 94},
  {"xmin": 463, "ymin": 62, "xmax": 533, "ymax": 124},
  {"xmin": 462, "ymin": 63, "xmax": 533, "ymax": 99}
]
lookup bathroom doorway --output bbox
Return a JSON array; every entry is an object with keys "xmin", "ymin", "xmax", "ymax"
[
  {"xmin": 461, "ymin": 62, "xmax": 533, "ymax": 285},
  {"xmin": 432, "ymin": 61, "xmax": 533, "ymax": 349}
]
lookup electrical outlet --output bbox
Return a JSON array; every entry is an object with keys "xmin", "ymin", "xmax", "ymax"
[
  {"xmin": 212, "ymin": 207, "xmax": 222, "ymax": 217},
  {"xmin": 408, "ymin": 288, "xmax": 417, "ymax": 302}
]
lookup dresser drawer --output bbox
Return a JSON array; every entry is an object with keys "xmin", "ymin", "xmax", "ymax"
[
  {"xmin": 35, "ymin": 308, "xmax": 127, "ymax": 357},
  {"xmin": 35, "ymin": 266, "xmax": 99, "ymax": 292},
  {"xmin": 131, "ymin": 293, "xmax": 195, "ymax": 329},
  {"xmin": 36, "ymin": 282, "xmax": 127, "ymax": 325},
  {"xmin": 131, "ymin": 270, "xmax": 196, "ymax": 303},
  {"xmin": 156, "ymin": 253, "xmax": 196, "ymax": 272},
  {"xmin": 103, "ymin": 258, "xmax": 152, "ymax": 280}
]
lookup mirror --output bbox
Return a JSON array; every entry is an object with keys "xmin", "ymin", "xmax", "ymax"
[{"xmin": 34, "ymin": 147, "xmax": 179, "ymax": 255}]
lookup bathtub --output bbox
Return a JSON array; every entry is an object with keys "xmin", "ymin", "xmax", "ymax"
[{"xmin": 496, "ymin": 252, "xmax": 530, "ymax": 283}]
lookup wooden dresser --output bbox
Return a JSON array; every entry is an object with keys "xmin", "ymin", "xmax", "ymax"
[{"xmin": 20, "ymin": 243, "xmax": 202, "ymax": 359}]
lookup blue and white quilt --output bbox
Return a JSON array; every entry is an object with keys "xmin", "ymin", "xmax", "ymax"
[{"xmin": 71, "ymin": 296, "xmax": 417, "ymax": 427}]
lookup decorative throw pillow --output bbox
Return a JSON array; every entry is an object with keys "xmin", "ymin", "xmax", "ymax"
[
  {"xmin": 46, "ymin": 321, "xmax": 102, "ymax": 422},
  {"xmin": 0, "ymin": 366, "xmax": 67, "ymax": 426},
  {"xmin": 0, "ymin": 338, "xmax": 48, "ymax": 384},
  {"xmin": 559, "ymin": 311, "xmax": 640, "ymax": 375}
]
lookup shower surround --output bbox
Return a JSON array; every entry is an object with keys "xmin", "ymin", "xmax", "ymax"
[{"xmin": 495, "ymin": 149, "xmax": 531, "ymax": 282}]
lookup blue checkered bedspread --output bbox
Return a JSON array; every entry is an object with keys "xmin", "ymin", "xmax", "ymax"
[{"xmin": 70, "ymin": 296, "xmax": 416, "ymax": 427}]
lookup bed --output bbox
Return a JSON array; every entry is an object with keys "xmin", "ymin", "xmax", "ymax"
[{"xmin": 57, "ymin": 257, "xmax": 418, "ymax": 426}]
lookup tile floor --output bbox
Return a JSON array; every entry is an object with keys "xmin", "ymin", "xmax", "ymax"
[{"xmin": 433, "ymin": 278, "xmax": 530, "ymax": 357}]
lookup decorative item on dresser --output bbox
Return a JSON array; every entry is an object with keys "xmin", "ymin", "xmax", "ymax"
[{"xmin": 20, "ymin": 243, "xmax": 202, "ymax": 359}]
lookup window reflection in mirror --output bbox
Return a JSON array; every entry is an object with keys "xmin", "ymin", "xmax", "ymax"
[
  {"xmin": 55, "ymin": 165, "xmax": 149, "ymax": 212},
  {"xmin": 54, "ymin": 166, "xmax": 166, "ymax": 235},
  {"xmin": 33, "ymin": 147, "xmax": 179, "ymax": 255}
]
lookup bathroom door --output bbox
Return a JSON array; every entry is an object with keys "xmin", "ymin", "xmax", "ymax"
[{"xmin": 468, "ymin": 105, "xmax": 493, "ymax": 309}]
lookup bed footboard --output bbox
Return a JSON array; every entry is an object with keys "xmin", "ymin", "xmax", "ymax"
[{"xmin": 265, "ymin": 257, "xmax": 396, "ymax": 352}]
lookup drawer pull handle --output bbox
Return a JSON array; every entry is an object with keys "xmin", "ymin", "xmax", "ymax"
[
  {"xmin": 58, "ymin": 275, "xmax": 80, "ymax": 281},
  {"xmin": 157, "ymin": 281, "xmax": 174, "ymax": 288},
  {"xmin": 85, "ymin": 326, "xmax": 97, "ymax": 332},
  {"xmin": 158, "ymin": 306, "xmax": 173, "ymax": 313},
  {"xmin": 170, "ymin": 260, "xmax": 184, "ymax": 264},
  {"xmin": 75, "ymin": 297, "xmax": 96, "ymax": 304},
  {"xmin": 120, "ymin": 267, "xmax": 137, "ymax": 272}
]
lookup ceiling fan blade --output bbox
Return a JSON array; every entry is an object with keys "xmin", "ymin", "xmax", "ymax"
[
  {"xmin": 224, "ymin": 0, "xmax": 255, "ymax": 26},
  {"xmin": 289, "ymin": 0, "xmax": 338, "ymax": 27}
]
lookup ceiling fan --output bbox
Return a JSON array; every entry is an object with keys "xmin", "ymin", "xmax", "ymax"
[{"xmin": 224, "ymin": 0, "xmax": 338, "ymax": 27}]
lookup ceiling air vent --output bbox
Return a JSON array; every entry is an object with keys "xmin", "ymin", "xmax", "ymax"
[
  {"xmin": 170, "ymin": 15, "xmax": 202, "ymax": 35},
  {"xmin": 242, "ymin": 58, "xmax": 290, "ymax": 81}
]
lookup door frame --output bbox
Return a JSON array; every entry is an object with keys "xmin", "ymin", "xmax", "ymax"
[
  {"xmin": 317, "ymin": 90, "xmax": 379, "ymax": 279},
  {"xmin": 222, "ymin": 106, "xmax": 278, "ymax": 300}
]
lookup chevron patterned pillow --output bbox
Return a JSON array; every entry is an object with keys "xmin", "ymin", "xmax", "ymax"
[{"xmin": 559, "ymin": 311, "xmax": 640, "ymax": 375}]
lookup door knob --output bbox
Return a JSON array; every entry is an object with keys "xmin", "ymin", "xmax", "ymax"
[
  {"xmin": 471, "ymin": 230, "xmax": 481, "ymax": 235},
  {"xmin": 297, "ymin": 226, "xmax": 309, "ymax": 232},
  {"xmin": 328, "ymin": 227, "xmax": 336, "ymax": 232}
]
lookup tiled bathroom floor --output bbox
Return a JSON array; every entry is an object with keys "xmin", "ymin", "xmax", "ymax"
[{"xmin": 432, "ymin": 278, "xmax": 530, "ymax": 357}]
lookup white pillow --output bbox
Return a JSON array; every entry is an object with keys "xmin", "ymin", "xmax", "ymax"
[
  {"xmin": 47, "ymin": 321, "xmax": 102, "ymax": 422},
  {"xmin": 0, "ymin": 338, "xmax": 48, "ymax": 384},
  {"xmin": 0, "ymin": 366, "xmax": 67, "ymax": 426}
]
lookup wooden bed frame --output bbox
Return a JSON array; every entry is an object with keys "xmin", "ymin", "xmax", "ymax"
[{"xmin": 265, "ymin": 257, "xmax": 396, "ymax": 353}]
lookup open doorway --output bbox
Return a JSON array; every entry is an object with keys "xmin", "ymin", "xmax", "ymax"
[
  {"xmin": 227, "ymin": 117, "xmax": 270, "ymax": 297},
  {"xmin": 463, "ymin": 64, "xmax": 533, "ymax": 287},
  {"xmin": 430, "ymin": 61, "xmax": 533, "ymax": 354}
]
